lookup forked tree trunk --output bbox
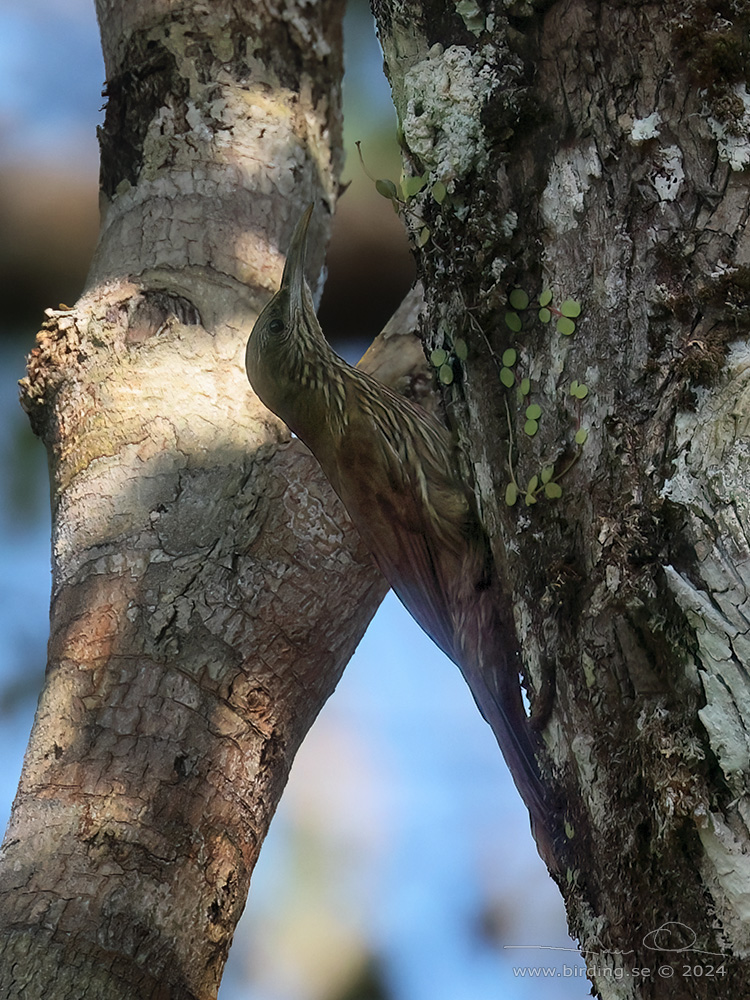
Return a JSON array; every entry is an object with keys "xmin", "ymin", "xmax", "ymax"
[
  {"xmin": 3, "ymin": 0, "xmax": 750, "ymax": 998},
  {"xmin": 373, "ymin": 0, "xmax": 750, "ymax": 995}
]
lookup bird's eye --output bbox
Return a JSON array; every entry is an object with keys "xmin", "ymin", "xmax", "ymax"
[{"xmin": 268, "ymin": 318, "xmax": 284, "ymax": 334}]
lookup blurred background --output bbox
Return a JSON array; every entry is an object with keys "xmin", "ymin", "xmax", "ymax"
[{"xmin": 0, "ymin": 1, "xmax": 585, "ymax": 997}]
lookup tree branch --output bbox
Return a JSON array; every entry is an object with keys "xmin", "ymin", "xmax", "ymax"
[{"xmin": 0, "ymin": 0, "xmax": 431, "ymax": 995}]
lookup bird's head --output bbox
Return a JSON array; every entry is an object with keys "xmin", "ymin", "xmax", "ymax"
[{"xmin": 245, "ymin": 204, "xmax": 325, "ymax": 419}]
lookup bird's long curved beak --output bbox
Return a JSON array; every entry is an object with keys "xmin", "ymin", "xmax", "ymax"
[{"xmin": 280, "ymin": 204, "xmax": 314, "ymax": 311}]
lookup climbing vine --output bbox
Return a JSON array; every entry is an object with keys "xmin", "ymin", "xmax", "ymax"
[{"xmin": 498, "ymin": 287, "xmax": 588, "ymax": 507}]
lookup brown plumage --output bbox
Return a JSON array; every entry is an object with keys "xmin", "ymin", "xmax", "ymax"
[{"xmin": 245, "ymin": 206, "xmax": 549, "ymax": 840}]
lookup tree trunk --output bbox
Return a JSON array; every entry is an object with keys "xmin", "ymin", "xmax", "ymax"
[
  {"xmin": 0, "ymin": 2, "xmax": 400, "ymax": 997},
  {"xmin": 372, "ymin": 0, "xmax": 750, "ymax": 995}
]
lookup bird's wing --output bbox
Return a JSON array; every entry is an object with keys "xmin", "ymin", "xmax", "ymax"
[
  {"xmin": 321, "ymin": 370, "xmax": 550, "ymax": 839},
  {"xmin": 329, "ymin": 374, "xmax": 473, "ymax": 663}
]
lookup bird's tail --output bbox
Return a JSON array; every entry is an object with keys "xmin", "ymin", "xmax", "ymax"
[
  {"xmin": 451, "ymin": 586, "xmax": 557, "ymax": 865},
  {"xmin": 462, "ymin": 657, "xmax": 547, "ymax": 811}
]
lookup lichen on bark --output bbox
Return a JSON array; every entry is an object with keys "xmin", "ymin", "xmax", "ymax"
[{"xmin": 373, "ymin": 0, "xmax": 750, "ymax": 995}]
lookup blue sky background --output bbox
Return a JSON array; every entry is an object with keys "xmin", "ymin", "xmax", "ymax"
[{"xmin": 0, "ymin": 3, "xmax": 585, "ymax": 997}]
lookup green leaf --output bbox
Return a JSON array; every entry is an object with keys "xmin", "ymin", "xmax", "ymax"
[
  {"xmin": 375, "ymin": 178, "xmax": 398, "ymax": 200},
  {"xmin": 524, "ymin": 418, "xmax": 539, "ymax": 436},
  {"xmin": 570, "ymin": 380, "xmax": 589, "ymax": 399},
  {"xmin": 541, "ymin": 465, "xmax": 554, "ymax": 484},
  {"xmin": 527, "ymin": 475, "xmax": 539, "ymax": 494},
  {"xmin": 520, "ymin": 377, "xmax": 531, "ymax": 396},
  {"xmin": 500, "ymin": 367, "xmax": 515, "ymax": 387},
  {"xmin": 505, "ymin": 482, "xmax": 518, "ymax": 506},
  {"xmin": 538, "ymin": 288, "xmax": 553, "ymax": 307},
  {"xmin": 561, "ymin": 299, "xmax": 581, "ymax": 318},
  {"xmin": 417, "ymin": 226, "xmax": 431, "ymax": 247},
  {"xmin": 538, "ymin": 307, "xmax": 552, "ymax": 323},
  {"xmin": 430, "ymin": 348, "xmax": 448, "ymax": 367},
  {"xmin": 557, "ymin": 316, "xmax": 576, "ymax": 336},
  {"xmin": 575, "ymin": 427, "xmax": 589, "ymax": 445},
  {"xmin": 545, "ymin": 481, "xmax": 563, "ymax": 499},
  {"xmin": 505, "ymin": 311, "xmax": 522, "ymax": 332},
  {"xmin": 524, "ymin": 492, "xmax": 537, "ymax": 506},
  {"xmin": 439, "ymin": 362, "xmax": 454, "ymax": 385},
  {"xmin": 453, "ymin": 337, "xmax": 468, "ymax": 361},
  {"xmin": 509, "ymin": 288, "xmax": 529, "ymax": 310},
  {"xmin": 526, "ymin": 403, "xmax": 542, "ymax": 421},
  {"xmin": 502, "ymin": 348, "xmax": 517, "ymax": 367},
  {"xmin": 402, "ymin": 173, "xmax": 428, "ymax": 198},
  {"xmin": 431, "ymin": 181, "xmax": 448, "ymax": 204}
]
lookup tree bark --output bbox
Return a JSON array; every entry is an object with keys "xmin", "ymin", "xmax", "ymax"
[
  {"xmin": 0, "ymin": 2, "xmax": 412, "ymax": 997},
  {"xmin": 372, "ymin": 0, "xmax": 750, "ymax": 996}
]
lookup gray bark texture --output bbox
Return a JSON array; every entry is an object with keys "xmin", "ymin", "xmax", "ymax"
[
  {"xmin": 3, "ymin": 0, "xmax": 750, "ymax": 998},
  {"xmin": 372, "ymin": 0, "xmax": 750, "ymax": 996}
]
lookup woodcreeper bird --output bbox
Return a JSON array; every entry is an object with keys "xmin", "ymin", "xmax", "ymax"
[{"xmin": 245, "ymin": 206, "xmax": 549, "ymax": 842}]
